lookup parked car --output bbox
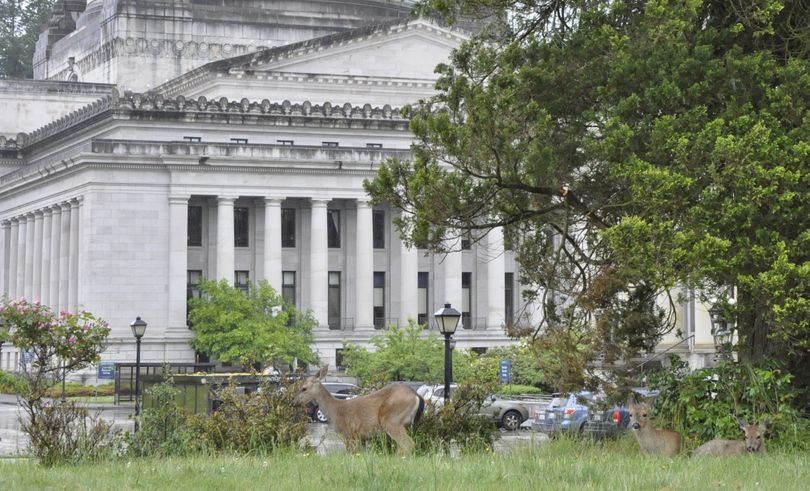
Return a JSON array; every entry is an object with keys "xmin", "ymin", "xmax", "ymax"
[
  {"xmin": 579, "ymin": 388, "xmax": 659, "ymax": 439},
  {"xmin": 419, "ymin": 384, "xmax": 530, "ymax": 431},
  {"xmin": 533, "ymin": 392, "xmax": 594, "ymax": 436},
  {"xmin": 306, "ymin": 382, "xmax": 359, "ymax": 423}
]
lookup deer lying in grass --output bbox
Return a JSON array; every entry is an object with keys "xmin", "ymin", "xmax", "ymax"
[
  {"xmin": 627, "ymin": 395, "xmax": 682, "ymax": 456},
  {"xmin": 692, "ymin": 418, "xmax": 769, "ymax": 456},
  {"xmin": 295, "ymin": 366, "xmax": 425, "ymax": 455}
]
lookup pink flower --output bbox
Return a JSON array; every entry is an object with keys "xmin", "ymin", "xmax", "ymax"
[{"xmin": 68, "ymin": 336, "xmax": 77, "ymax": 345}]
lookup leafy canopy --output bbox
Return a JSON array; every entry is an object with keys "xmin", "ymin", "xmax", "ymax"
[
  {"xmin": 188, "ymin": 279, "xmax": 318, "ymax": 369},
  {"xmin": 0, "ymin": 0, "xmax": 53, "ymax": 79},
  {"xmin": 367, "ymin": 0, "xmax": 810, "ymax": 389}
]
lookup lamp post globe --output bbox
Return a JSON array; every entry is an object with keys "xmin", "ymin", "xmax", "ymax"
[
  {"xmin": 434, "ymin": 303, "xmax": 461, "ymax": 405},
  {"xmin": 130, "ymin": 316, "xmax": 147, "ymax": 433}
]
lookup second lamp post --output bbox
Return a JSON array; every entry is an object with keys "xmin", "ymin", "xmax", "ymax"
[
  {"xmin": 130, "ymin": 316, "xmax": 147, "ymax": 433},
  {"xmin": 434, "ymin": 302, "xmax": 461, "ymax": 406}
]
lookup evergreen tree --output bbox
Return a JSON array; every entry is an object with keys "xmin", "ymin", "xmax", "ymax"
[{"xmin": 0, "ymin": 0, "xmax": 53, "ymax": 79}]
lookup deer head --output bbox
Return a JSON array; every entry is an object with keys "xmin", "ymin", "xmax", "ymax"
[
  {"xmin": 294, "ymin": 365, "xmax": 329, "ymax": 405},
  {"xmin": 627, "ymin": 395, "xmax": 653, "ymax": 431},
  {"xmin": 738, "ymin": 417, "xmax": 769, "ymax": 453}
]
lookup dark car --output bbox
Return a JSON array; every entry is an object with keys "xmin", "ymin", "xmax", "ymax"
[
  {"xmin": 533, "ymin": 392, "xmax": 594, "ymax": 436},
  {"xmin": 306, "ymin": 382, "xmax": 359, "ymax": 423},
  {"xmin": 581, "ymin": 388, "xmax": 658, "ymax": 439}
]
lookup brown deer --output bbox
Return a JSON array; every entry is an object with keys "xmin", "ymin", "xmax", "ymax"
[
  {"xmin": 692, "ymin": 418, "xmax": 769, "ymax": 456},
  {"xmin": 294, "ymin": 366, "xmax": 425, "ymax": 455},
  {"xmin": 627, "ymin": 395, "xmax": 682, "ymax": 456}
]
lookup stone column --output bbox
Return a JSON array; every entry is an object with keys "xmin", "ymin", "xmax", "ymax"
[
  {"xmin": 309, "ymin": 199, "xmax": 329, "ymax": 328},
  {"xmin": 0, "ymin": 220, "xmax": 9, "ymax": 298},
  {"xmin": 442, "ymin": 235, "xmax": 463, "ymax": 320},
  {"xmin": 16, "ymin": 216, "xmax": 27, "ymax": 298},
  {"xmin": 24, "ymin": 213, "xmax": 35, "ymax": 300},
  {"xmin": 486, "ymin": 227, "xmax": 506, "ymax": 329},
  {"xmin": 40, "ymin": 209, "xmax": 52, "ymax": 306},
  {"xmin": 216, "ymin": 195, "xmax": 237, "ymax": 283},
  {"xmin": 168, "ymin": 195, "xmax": 190, "ymax": 331},
  {"xmin": 49, "ymin": 205, "xmax": 62, "ymax": 308},
  {"xmin": 32, "ymin": 211, "xmax": 44, "ymax": 302},
  {"xmin": 354, "ymin": 200, "xmax": 374, "ymax": 329},
  {"xmin": 397, "ymin": 220, "xmax": 418, "ymax": 325},
  {"xmin": 8, "ymin": 219, "xmax": 18, "ymax": 299},
  {"xmin": 263, "ymin": 197, "xmax": 283, "ymax": 290},
  {"xmin": 68, "ymin": 199, "xmax": 81, "ymax": 311},
  {"xmin": 58, "ymin": 202, "xmax": 71, "ymax": 312}
]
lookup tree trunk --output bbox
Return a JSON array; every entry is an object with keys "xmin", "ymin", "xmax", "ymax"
[{"xmin": 737, "ymin": 289, "xmax": 770, "ymax": 363}]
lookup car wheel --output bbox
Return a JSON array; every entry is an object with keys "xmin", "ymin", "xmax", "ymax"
[
  {"xmin": 501, "ymin": 410, "xmax": 522, "ymax": 431},
  {"xmin": 315, "ymin": 407, "xmax": 328, "ymax": 423}
]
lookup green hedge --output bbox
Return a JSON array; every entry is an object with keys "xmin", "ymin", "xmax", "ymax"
[{"xmin": 496, "ymin": 384, "xmax": 543, "ymax": 396}]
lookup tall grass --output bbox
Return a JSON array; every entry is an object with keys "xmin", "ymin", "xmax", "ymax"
[{"xmin": 2, "ymin": 437, "xmax": 808, "ymax": 490}]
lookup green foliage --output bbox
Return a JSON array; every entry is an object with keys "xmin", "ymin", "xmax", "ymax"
[
  {"xmin": 188, "ymin": 279, "xmax": 318, "ymax": 369},
  {"xmin": 647, "ymin": 356, "xmax": 810, "ymax": 451},
  {"xmin": 187, "ymin": 381, "xmax": 310, "ymax": 454},
  {"xmin": 411, "ymin": 382, "xmax": 498, "ymax": 454},
  {"xmin": 496, "ymin": 384, "xmax": 542, "ymax": 396},
  {"xmin": 467, "ymin": 343, "xmax": 549, "ymax": 389},
  {"xmin": 0, "ymin": 0, "xmax": 54, "ymax": 78},
  {"xmin": 0, "ymin": 298, "xmax": 111, "ymax": 466},
  {"xmin": 0, "ymin": 368, "xmax": 26, "ymax": 393},
  {"xmin": 128, "ymin": 379, "xmax": 206, "ymax": 457}
]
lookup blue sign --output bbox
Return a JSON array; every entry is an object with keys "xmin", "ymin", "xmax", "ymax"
[
  {"xmin": 22, "ymin": 350, "xmax": 33, "ymax": 364},
  {"xmin": 499, "ymin": 359, "xmax": 512, "ymax": 384},
  {"xmin": 97, "ymin": 361, "xmax": 116, "ymax": 380}
]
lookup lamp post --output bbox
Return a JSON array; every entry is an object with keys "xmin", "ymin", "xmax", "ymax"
[
  {"xmin": 434, "ymin": 302, "xmax": 461, "ymax": 406},
  {"xmin": 130, "ymin": 316, "xmax": 147, "ymax": 433},
  {"xmin": 709, "ymin": 304, "xmax": 735, "ymax": 360}
]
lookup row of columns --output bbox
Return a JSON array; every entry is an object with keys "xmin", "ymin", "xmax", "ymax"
[
  {"xmin": 166, "ymin": 194, "xmax": 506, "ymax": 331},
  {"xmin": 0, "ymin": 198, "xmax": 82, "ymax": 313}
]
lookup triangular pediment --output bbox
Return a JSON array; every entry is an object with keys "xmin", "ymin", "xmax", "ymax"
[{"xmin": 227, "ymin": 19, "xmax": 466, "ymax": 80}]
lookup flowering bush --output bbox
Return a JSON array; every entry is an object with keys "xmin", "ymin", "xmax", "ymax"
[{"xmin": 0, "ymin": 298, "xmax": 112, "ymax": 466}]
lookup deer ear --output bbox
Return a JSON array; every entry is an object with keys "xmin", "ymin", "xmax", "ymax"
[
  {"xmin": 737, "ymin": 417, "xmax": 748, "ymax": 430},
  {"xmin": 627, "ymin": 393, "xmax": 638, "ymax": 407},
  {"xmin": 760, "ymin": 417, "xmax": 770, "ymax": 430},
  {"xmin": 317, "ymin": 365, "xmax": 329, "ymax": 380}
]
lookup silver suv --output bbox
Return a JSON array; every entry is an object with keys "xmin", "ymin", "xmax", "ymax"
[{"xmin": 420, "ymin": 384, "xmax": 530, "ymax": 431}]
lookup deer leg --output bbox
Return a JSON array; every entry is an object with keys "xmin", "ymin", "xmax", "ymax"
[{"xmin": 384, "ymin": 424, "xmax": 415, "ymax": 456}]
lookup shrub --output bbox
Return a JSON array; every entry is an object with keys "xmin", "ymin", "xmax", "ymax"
[
  {"xmin": 127, "ymin": 379, "xmax": 205, "ymax": 457},
  {"xmin": 496, "ymin": 384, "xmax": 543, "ymax": 396},
  {"xmin": 0, "ymin": 369, "xmax": 26, "ymax": 394},
  {"xmin": 411, "ymin": 382, "xmax": 498, "ymax": 454},
  {"xmin": 647, "ymin": 356, "xmax": 810, "ymax": 450},
  {"xmin": 188, "ymin": 380, "xmax": 309, "ymax": 454}
]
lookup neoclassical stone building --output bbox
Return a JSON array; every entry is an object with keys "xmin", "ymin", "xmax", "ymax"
[{"xmin": 0, "ymin": 0, "xmax": 719, "ymax": 374}]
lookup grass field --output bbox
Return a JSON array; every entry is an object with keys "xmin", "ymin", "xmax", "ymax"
[{"xmin": 1, "ymin": 437, "xmax": 807, "ymax": 490}]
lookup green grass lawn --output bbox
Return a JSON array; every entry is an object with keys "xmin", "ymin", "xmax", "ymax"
[{"xmin": 1, "ymin": 438, "xmax": 807, "ymax": 490}]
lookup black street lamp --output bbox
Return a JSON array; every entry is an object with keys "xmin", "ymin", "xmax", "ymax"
[
  {"xmin": 709, "ymin": 304, "xmax": 735, "ymax": 360},
  {"xmin": 130, "ymin": 316, "xmax": 147, "ymax": 433},
  {"xmin": 434, "ymin": 302, "xmax": 461, "ymax": 406}
]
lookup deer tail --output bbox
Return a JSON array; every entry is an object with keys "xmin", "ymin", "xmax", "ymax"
[{"xmin": 414, "ymin": 395, "xmax": 425, "ymax": 425}]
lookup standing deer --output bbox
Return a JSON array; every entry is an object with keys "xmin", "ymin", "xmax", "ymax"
[
  {"xmin": 627, "ymin": 395, "xmax": 682, "ymax": 456},
  {"xmin": 692, "ymin": 418, "xmax": 769, "ymax": 456},
  {"xmin": 294, "ymin": 366, "xmax": 425, "ymax": 455}
]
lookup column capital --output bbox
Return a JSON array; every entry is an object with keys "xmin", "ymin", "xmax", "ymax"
[
  {"xmin": 264, "ymin": 197, "xmax": 284, "ymax": 206},
  {"xmin": 59, "ymin": 201, "xmax": 72, "ymax": 211},
  {"xmin": 42, "ymin": 207, "xmax": 53, "ymax": 217},
  {"xmin": 0, "ymin": 219, "xmax": 10, "ymax": 229},
  {"xmin": 33, "ymin": 209, "xmax": 44, "ymax": 218},
  {"xmin": 50, "ymin": 203, "xmax": 63, "ymax": 214},
  {"xmin": 25, "ymin": 211, "xmax": 36, "ymax": 219},
  {"xmin": 217, "ymin": 195, "xmax": 239, "ymax": 203},
  {"xmin": 355, "ymin": 198, "xmax": 371, "ymax": 208},
  {"xmin": 69, "ymin": 196, "xmax": 84, "ymax": 208},
  {"xmin": 310, "ymin": 198, "xmax": 329, "ymax": 208}
]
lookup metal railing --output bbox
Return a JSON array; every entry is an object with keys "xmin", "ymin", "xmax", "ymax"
[
  {"xmin": 329, "ymin": 317, "xmax": 354, "ymax": 331},
  {"xmin": 374, "ymin": 317, "xmax": 399, "ymax": 329}
]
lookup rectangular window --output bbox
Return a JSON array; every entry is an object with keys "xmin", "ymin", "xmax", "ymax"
[
  {"xmin": 186, "ymin": 270, "xmax": 203, "ymax": 326},
  {"xmin": 366, "ymin": 143, "xmax": 383, "ymax": 149},
  {"xmin": 327, "ymin": 209, "xmax": 341, "ymax": 248},
  {"xmin": 372, "ymin": 210, "xmax": 385, "ymax": 249},
  {"xmin": 282, "ymin": 271, "xmax": 296, "ymax": 326},
  {"xmin": 281, "ymin": 209, "xmax": 296, "ymax": 247},
  {"xmin": 505, "ymin": 272, "xmax": 514, "ymax": 325},
  {"xmin": 230, "ymin": 138, "xmax": 248, "ymax": 144},
  {"xmin": 234, "ymin": 207, "xmax": 249, "ymax": 247},
  {"xmin": 183, "ymin": 136, "xmax": 202, "ymax": 142},
  {"xmin": 278, "ymin": 140, "xmax": 294, "ymax": 146},
  {"xmin": 187, "ymin": 206, "xmax": 203, "ymax": 247},
  {"xmin": 462, "ymin": 272, "xmax": 472, "ymax": 329},
  {"xmin": 374, "ymin": 272, "xmax": 385, "ymax": 329},
  {"xmin": 328, "ymin": 272, "xmax": 341, "ymax": 329},
  {"xmin": 461, "ymin": 230, "xmax": 472, "ymax": 250},
  {"xmin": 235, "ymin": 271, "xmax": 250, "ymax": 293},
  {"xmin": 335, "ymin": 348, "xmax": 346, "ymax": 370},
  {"xmin": 322, "ymin": 141, "xmax": 339, "ymax": 147},
  {"xmin": 418, "ymin": 272, "xmax": 429, "ymax": 327}
]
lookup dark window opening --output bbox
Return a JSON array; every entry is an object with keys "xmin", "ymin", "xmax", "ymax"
[
  {"xmin": 187, "ymin": 206, "xmax": 202, "ymax": 247},
  {"xmin": 322, "ymin": 142, "xmax": 339, "ymax": 147},
  {"xmin": 374, "ymin": 272, "xmax": 385, "ymax": 329},
  {"xmin": 461, "ymin": 230, "xmax": 472, "ymax": 250},
  {"xmin": 187, "ymin": 270, "xmax": 203, "ymax": 325},
  {"xmin": 471, "ymin": 347, "xmax": 487, "ymax": 356},
  {"xmin": 278, "ymin": 140, "xmax": 294, "ymax": 146},
  {"xmin": 327, "ymin": 209, "xmax": 341, "ymax": 248},
  {"xmin": 281, "ymin": 209, "xmax": 296, "ymax": 247},
  {"xmin": 366, "ymin": 143, "xmax": 383, "ymax": 149},
  {"xmin": 372, "ymin": 210, "xmax": 385, "ymax": 249},
  {"xmin": 462, "ymin": 272, "xmax": 472, "ymax": 329},
  {"xmin": 183, "ymin": 136, "xmax": 202, "ymax": 142},
  {"xmin": 230, "ymin": 138, "xmax": 248, "ymax": 144},
  {"xmin": 328, "ymin": 272, "xmax": 341, "ymax": 329},
  {"xmin": 335, "ymin": 348, "xmax": 346, "ymax": 370},
  {"xmin": 235, "ymin": 271, "xmax": 250, "ymax": 293},
  {"xmin": 505, "ymin": 273, "xmax": 514, "ymax": 326},
  {"xmin": 418, "ymin": 272, "xmax": 429, "ymax": 327},
  {"xmin": 234, "ymin": 207, "xmax": 249, "ymax": 247},
  {"xmin": 282, "ymin": 271, "xmax": 296, "ymax": 326}
]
